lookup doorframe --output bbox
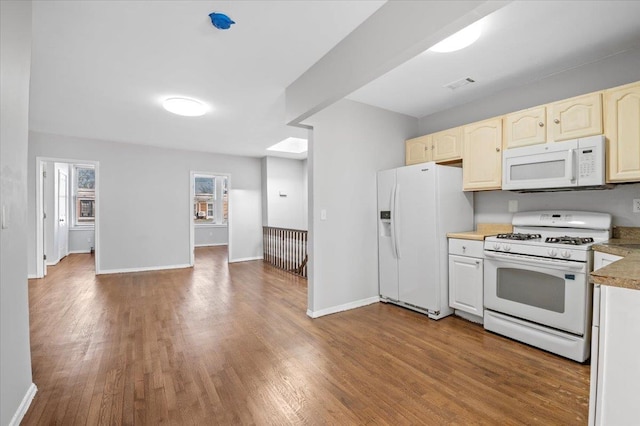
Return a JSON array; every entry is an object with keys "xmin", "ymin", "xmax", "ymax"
[
  {"xmin": 189, "ymin": 171, "xmax": 231, "ymax": 266},
  {"xmin": 35, "ymin": 156, "xmax": 100, "ymax": 278}
]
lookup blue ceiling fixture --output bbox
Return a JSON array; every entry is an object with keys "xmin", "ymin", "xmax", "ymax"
[{"xmin": 209, "ymin": 12, "xmax": 235, "ymax": 30}]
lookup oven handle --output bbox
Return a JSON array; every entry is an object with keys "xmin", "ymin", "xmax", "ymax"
[{"xmin": 483, "ymin": 251, "xmax": 586, "ymax": 272}]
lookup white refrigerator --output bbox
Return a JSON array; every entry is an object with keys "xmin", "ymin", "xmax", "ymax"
[{"xmin": 377, "ymin": 162, "xmax": 473, "ymax": 319}]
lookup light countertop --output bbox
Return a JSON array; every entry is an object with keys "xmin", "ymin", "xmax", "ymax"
[
  {"xmin": 447, "ymin": 223, "xmax": 513, "ymax": 241},
  {"xmin": 592, "ymin": 237, "xmax": 640, "ymax": 291}
]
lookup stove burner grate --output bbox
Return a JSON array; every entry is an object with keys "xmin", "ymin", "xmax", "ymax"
[
  {"xmin": 496, "ymin": 233, "xmax": 542, "ymax": 240},
  {"xmin": 545, "ymin": 236, "xmax": 595, "ymax": 245}
]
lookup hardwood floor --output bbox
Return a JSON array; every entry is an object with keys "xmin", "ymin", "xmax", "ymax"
[{"xmin": 24, "ymin": 246, "xmax": 590, "ymax": 425}]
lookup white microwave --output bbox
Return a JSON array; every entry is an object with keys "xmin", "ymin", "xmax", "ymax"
[{"xmin": 502, "ymin": 135, "xmax": 606, "ymax": 191}]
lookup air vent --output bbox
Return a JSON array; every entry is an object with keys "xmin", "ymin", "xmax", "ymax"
[{"xmin": 444, "ymin": 77, "xmax": 475, "ymax": 90}]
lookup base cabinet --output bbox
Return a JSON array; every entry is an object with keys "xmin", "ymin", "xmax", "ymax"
[
  {"xmin": 589, "ymin": 284, "xmax": 640, "ymax": 425},
  {"xmin": 448, "ymin": 239, "xmax": 483, "ymax": 317}
]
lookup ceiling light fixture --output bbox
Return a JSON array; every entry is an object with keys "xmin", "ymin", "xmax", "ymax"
[
  {"xmin": 162, "ymin": 97, "xmax": 207, "ymax": 117},
  {"xmin": 267, "ymin": 137, "xmax": 308, "ymax": 154},
  {"xmin": 429, "ymin": 21, "xmax": 482, "ymax": 53}
]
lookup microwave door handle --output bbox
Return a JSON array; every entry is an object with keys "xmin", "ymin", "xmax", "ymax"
[{"xmin": 568, "ymin": 148, "xmax": 576, "ymax": 182}]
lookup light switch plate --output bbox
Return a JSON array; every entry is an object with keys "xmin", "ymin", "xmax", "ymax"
[
  {"xmin": 508, "ymin": 200, "xmax": 518, "ymax": 213},
  {"xmin": 633, "ymin": 199, "xmax": 640, "ymax": 213}
]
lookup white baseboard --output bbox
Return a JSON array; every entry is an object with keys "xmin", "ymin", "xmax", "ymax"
[
  {"xmin": 27, "ymin": 274, "xmax": 39, "ymax": 279},
  {"xmin": 194, "ymin": 243, "xmax": 228, "ymax": 248},
  {"xmin": 9, "ymin": 383, "xmax": 37, "ymax": 426},
  {"xmin": 96, "ymin": 263, "xmax": 192, "ymax": 275},
  {"xmin": 46, "ymin": 259, "xmax": 59, "ymax": 267},
  {"xmin": 228, "ymin": 256, "xmax": 262, "ymax": 263},
  {"xmin": 68, "ymin": 249, "xmax": 91, "ymax": 254},
  {"xmin": 307, "ymin": 296, "xmax": 380, "ymax": 318}
]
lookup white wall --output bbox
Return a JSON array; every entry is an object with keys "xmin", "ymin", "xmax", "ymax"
[
  {"xmin": 28, "ymin": 132, "xmax": 263, "ymax": 274},
  {"xmin": 194, "ymin": 225, "xmax": 228, "ymax": 247},
  {"xmin": 416, "ymin": 49, "xmax": 640, "ymax": 229},
  {"xmin": 474, "ymin": 184, "xmax": 640, "ymax": 227},
  {"xmin": 69, "ymin": 228, "xmax": 94, "ymax": 253},
  {"xmin": 305, "ymin": 99, "xmax": 417, "ymax": 316},
  {"xmin": 0, "ymin": 1, "xmax": 35, "ymax": 424},
  {"xmin": 262, "ymin": 156, "xmax": 308, "ymax": 230}
]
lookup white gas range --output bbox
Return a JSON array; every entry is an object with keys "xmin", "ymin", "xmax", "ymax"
[{"xmin": 482, "ymin": 211, "xmax": 612, "ymax": 362}]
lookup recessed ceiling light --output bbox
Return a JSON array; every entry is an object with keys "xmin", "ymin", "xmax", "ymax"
[
  {"xmin": 429, "ymin": 21, "xmax": 482, "ymax": 53},
  {"xmin": 267, "ymin": 137, "xmax": 308, "ymax": 154},
  {"xmin": 162, "ymin": 97, "xmax": 207, "ymax": 117}
]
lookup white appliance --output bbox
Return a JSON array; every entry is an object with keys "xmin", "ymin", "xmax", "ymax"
[
  {"xmin": 377, "ymin": 162, "xmax": 473, "ymax": 319},
  {"xmin": 483, "ymin": 211, "xmax": 612, "ymax": 362},
  {"xmin": 502, "ymin": 135, "xmax": 606, "ymax": 191}
]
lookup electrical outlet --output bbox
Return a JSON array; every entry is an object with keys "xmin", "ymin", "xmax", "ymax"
[
  {"xmin": 633, "ymin": 199, "xmax": 640, "ymax": 213},
  {"xmin": 508, "ymin": 200, "xmax": 518, "ymax": 213}
]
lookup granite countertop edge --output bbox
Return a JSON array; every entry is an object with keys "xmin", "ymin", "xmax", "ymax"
[{"xmin": 591, "ymin": 239, "xmax": 640, "ymax": 291}]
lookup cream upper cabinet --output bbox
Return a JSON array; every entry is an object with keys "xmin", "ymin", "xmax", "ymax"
[
  {"xmin": 504, "ymin": 106, "xmax": 547, "ymax": 149},
  {"xmin": 548, "ymin": 92, "xmax": 603, "ymax": 141},
  {"xmin": 405, "ymin": 135, "xmax": 431, "ymax": 165},
  {"xmin": 604, "ymin": 81, "xmax": 640, "ymax": 182},
  {"xmin": 462, "ymin": 117, "xmax": 503, "ymax": 191},
  {"xmin": 432, "ymin": 127, "xmax": 463, "ymax": 162}
]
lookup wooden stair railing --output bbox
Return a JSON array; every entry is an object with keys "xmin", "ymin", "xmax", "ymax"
[{"xmin": 262, "ymin": 226, "xmax": 308, "ymax": 278}]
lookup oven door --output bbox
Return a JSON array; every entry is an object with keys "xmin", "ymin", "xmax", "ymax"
[{"xmin": 484, "ymin": 251, "xmax": 587, "ymax": 335}]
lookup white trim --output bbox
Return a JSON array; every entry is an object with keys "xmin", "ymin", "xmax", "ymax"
[
  {"xmin": 28, "ymin": 274, "xmax": 38, "ymax": 279},
  {"xmin": 97, "ymin": 263, "xmax": 192, "ymax": 275},
  {"xmin": 228, "ymin": 256, "xmax": 262, "ymax": 263},
  {"xmin": 68, "ymin": 249, "xmax": 92, "ymax": 254},
  {"xmin": 194, "ymin": 243, "xmax": 228, "ymax": 248},
  {"xmin": 9, "ymin": 383, "xmax": 37, "ymax": 426},
  {"xmin": 194, "ymin": 223, "xmax": 228, "ymax": 228},
  {"xmin": 306, "ymin": 296, "xmax": 380, "ymax": 318},
  {"xmin": 46, "ymin": 259, "xmax": 60, "ymax": 267},
  {"xmin": 69, "ymin": 226, "xmax": 95, "ymax": 231}
]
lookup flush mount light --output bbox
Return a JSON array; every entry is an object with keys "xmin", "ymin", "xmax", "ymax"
[
  {"xmin": 162, "ymin": 97, "xmax": 207, "ymax": 117},
  {"xmin": 429, "ymin": 21, "xmax": 482, "ymax": 53},
  {"xmin": 267, "ymin": 137, "xmax": 308, "ymax": 154}
]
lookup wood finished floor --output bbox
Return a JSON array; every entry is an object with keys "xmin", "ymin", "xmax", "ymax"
[{"xmin": 24, "ymin": 247, "xmax": 590, "ymax": 425}]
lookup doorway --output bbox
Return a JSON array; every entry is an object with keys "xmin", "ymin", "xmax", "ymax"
[
  {"xmin": 36, "ymin": 157, "xmax": 100, "ymax": 278},
  {"xmin": 189, "ymin": 171, "xmax": 230, "ymax": 266}
]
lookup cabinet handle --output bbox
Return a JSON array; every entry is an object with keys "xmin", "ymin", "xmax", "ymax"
[
  {"xmin": 496, "ymin": 147, "xmax": 501, "ymax": 152},
  {"xmin": 475, "ymin": 261, "xmax": 480, "ymax": 265},
  {"xmin": 538, "ymin": 122, "xmax": 544, "ymax": 127},
  {"xmin": 462, "ymin": 246, "xmax": 466, "ymax": 250},
  {"xmin": 554, "ymin": 118, "xmax": 560, "ymax": 124}
]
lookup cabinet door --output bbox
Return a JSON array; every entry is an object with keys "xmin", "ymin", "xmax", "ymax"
[
  {"xmin": 405, "ymin": 135, "xmax": 431, "ymax": 165},
  {"xmin": 432, "ymin": 127, "xmax": 462, "ymax": 162},
  {"xmin": 548, "ymin": 92, "xmax": 603, "ymax": 141},
  {"xmin": 504, "ymin": 106, "xmax": 547, "ymax": 149},
  {"xmin": 604, "ymin": 81, "xmax": 640, "ymax": 182},
  {"xmin": 448, "ymin": 255, "xmax": 483, "ymax": 316},
  {"xmin": 593, "ymin": 251, "xmax": 624, "ymax": 271},
  {"xmin": 462, "ymin": 117, "xmax": 503, "ymax": 191}
]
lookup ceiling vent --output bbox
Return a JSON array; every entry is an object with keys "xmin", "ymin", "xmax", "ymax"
[{"xmin": 444, "ymin": 77, "xmax": 475, "ymax": 90}]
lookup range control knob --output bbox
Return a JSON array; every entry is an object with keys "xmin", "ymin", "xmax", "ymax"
[
  {"xmin": 493, "ymin": 243, "xmax": 501, "ymax": 250},
  {"xmin": 548, "ymin": 249, "xmax": 558, "ymax": 257},
  {"xmin": 561, "ymin": 250, "xmax": 571, "ymax": 258},
  {"xmin": 502, "ymin": 244, "xmax": 511, "ymax": 252}
]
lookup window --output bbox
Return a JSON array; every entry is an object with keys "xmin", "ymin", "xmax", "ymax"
[
  {"xmin": 193, "ymin": 174, "xmax": 228, "ymax": 225},
  {"xmin": 73, "ymin": 165, "xmax": 95, "ymax": 226}
]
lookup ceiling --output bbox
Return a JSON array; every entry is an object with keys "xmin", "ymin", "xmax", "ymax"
[
  {"xmin": 346, "ymin": 1, "xmax": 640, "ymax": 118},
  {"xmin": 29, "ymin": 1, "xmax": 640, "ymax": 159}
]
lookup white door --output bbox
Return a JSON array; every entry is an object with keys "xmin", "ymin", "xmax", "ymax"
[
  {"xmin": 57, "ymin": 168, "xmax": 69, "ymax": 261},
  {"xmin": 396, "ymin": 164, "xmax": 438, "ymax": 311},
  {"xmin": 377, "ymin": 169, "xmax": 399, "ymax": 301}
]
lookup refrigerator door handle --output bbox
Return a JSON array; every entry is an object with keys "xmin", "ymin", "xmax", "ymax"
[
  {"xmin": 393, "ymin": 184, "xmax": 401, "ymax": 258},
  {"xmin": 390, "ymin": 184, "xmax": 397, "ymax": 259}
]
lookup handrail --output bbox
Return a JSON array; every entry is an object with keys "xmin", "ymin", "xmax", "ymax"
[{"xmin": 262, "ymin": 226, "xmax": 308, "ymax": 278}]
